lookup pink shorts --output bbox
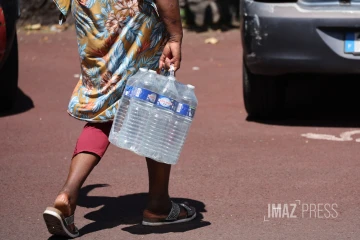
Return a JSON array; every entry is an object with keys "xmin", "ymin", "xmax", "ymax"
[{"xmin": 73, "ymin": 122, "xmax": 113, "ymax": 159}]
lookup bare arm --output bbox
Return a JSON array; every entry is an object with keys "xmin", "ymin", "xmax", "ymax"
[
  {"xmin": 156, "ymin": 0, "xmax": 183, "ymax": 42},
  {"xmin": 156, "ymin": 0, "xmax": 183, "ymax": 71}
]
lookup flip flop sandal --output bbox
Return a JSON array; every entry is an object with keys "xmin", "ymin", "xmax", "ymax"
[
  {"xmin": 142, "ymin": 201, "xmax": 197, "ymax": 226},
  {"xmin": 43, "ymin": 207, "xmax": 80, "ymax": 238}
]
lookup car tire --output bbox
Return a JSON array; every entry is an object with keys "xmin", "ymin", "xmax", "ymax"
[
  {"xmin": 0, "ymin": 32, "xmax": 19, "ymax": 111},
  {"xmin": 243, "ymin": 62, "xmax": 286, "ymax": 118}
]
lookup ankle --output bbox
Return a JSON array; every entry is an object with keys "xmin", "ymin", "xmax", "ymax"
[
  {"xmin": 146, "ymin": 196, "xmax": 172, "ymax": 214},
  {"xmin": 54, "ymin": 192, "xmax": 77, "ymax": 216},
  {"xmin": 59, "ymin": 187, "xmax": 79, "ymax": 206}
]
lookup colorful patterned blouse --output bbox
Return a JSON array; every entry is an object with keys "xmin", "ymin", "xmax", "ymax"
[{"xmin": 53, "ymin": 0, "xmax": 167, "ymax": 122}]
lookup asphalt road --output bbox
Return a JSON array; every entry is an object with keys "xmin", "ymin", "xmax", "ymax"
[{"xmin": 1, "ymin": 28, "xmax": 360, "ymax": 240}]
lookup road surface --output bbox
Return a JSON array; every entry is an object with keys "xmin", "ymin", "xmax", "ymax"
[{"xmin": 1, "ymin": 28, "xmax": 360, "ymax": 240}]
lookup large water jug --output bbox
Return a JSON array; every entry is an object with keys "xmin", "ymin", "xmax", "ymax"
[
  {"xmin": 170, "ymin": 84, "xmax": 198, "ymax": 162},
  {"xmin": 142, "ymin": 75, "xmax": 180, "ymax": 163},
  {"xmin": 109, "ymin": 68, "xmax": 148, "ymax": 145},
  {"xmin": 118, "ymin": 70, "xmax": 159, "ymax": 153}
]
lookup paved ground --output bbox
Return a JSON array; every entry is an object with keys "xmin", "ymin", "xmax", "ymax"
[{"xmin": 1, "ymin": 28, "xmax": 360, "ymax": 240}]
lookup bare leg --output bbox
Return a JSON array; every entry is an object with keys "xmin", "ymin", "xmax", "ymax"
[
  {"xmin": 51, "ymin": 122, "xmax": 112, "ymax": 229},
  {"xmin": 54, "ymin": 153, "xmax": 100, "ymax": 218},
  {"xmin": 146, "ymin": 157, "xmax": 172, "ymax": 214},
  {"xmin": 144, "ymin": 157, "xmax": 191, "ymax": 219}
]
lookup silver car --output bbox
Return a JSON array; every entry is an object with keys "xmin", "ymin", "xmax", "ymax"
[{"xmin": 241, "ymin": 0, "xmax": 360, "ymax": 117}]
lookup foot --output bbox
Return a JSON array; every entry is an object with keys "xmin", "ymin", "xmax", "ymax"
[
  {"xmin": 43, "ymin": 192, "xmax": 79, "ymax": 238},
  {"xmin": 143, "ymin": 200, "xmax": 196, "ymax": 224},
  {"xmin": 53, "ymin": 192, "xmax": 76, "ymax": 232}
]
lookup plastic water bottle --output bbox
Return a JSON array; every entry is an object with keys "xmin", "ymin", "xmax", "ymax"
[
  {"xmin": 138, "ymin": 74, "xmax": 166, "ymax": 158},
  {"xmin": 142, "ymin": 75, "xmax": 179, "ymax": 163},
  {"xmin": 170, "ymin": 84, "xmax": 198, "ymax": 162},
  {"xmin": 109, "ymin": 68, "xmax": 148, "ymax": 145},
  {"xmin": 118, "ymin": 70, "xmax": 159, "ymax": 152}
]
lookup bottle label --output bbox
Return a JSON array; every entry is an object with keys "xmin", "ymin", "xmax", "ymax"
[
  {"xmin": 124, "ymin": 85, "xmax": 133, "ymax": 97},
  {"xmin": 156, "ymin": 95, "xmax": 177, "ymax": 111},
  {"xmin": 175, "ymin": 103, "xmax": 196, "ymax": 118},
  {"xmin": 132, "ymin": 87, "xmax": 158, "ymax": 103}
]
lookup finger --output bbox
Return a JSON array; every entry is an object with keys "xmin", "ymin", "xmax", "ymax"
[
  {"xmin": 170, "ymin": 58, "xmax": 181, "ymax": 72},
  {"xmin": 169, "ymin": 45, "xmax": 181, "ymax": 71},
  {"xmin": 164, "ymin": 57, "xmax": 172, "ymax": 70},
  {"xmin": 158, "ymin": 53, "xmax": 166, "ymax": 70},
  {"xmin": 170, "ymin": 54, "xmax": 181, "ymax": 71},
  {"xmin": 158, "ymin": 61, "xmax": 164, "ymax": 71},
  {"xmin": 159, "ymin": 44, "xmax": 171, "ymax": 71}
]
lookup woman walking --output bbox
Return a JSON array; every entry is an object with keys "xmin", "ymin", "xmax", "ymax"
[{"xmin": 43, "ymin": 0, "xmax": 196, "ymax": 238}]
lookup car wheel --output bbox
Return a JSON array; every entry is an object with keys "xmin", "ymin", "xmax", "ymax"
[
  {"xmin": 243, "ymin": 62, "xmax": 286, "ymax": 118},
  {"xmin": 0, "ymin": 32, "xmax": 19, "ymax": 111}
]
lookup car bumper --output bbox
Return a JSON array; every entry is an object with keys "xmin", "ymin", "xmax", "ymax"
[{"xmin": 241, "ymin": 1, "xmax": 360, "ymax": 75}]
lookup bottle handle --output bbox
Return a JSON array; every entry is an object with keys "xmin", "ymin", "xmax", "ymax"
[
  {"xmin": 169, "ymin": 64, "xmax": 175, "ymax": 77},
  {"xmin": 160, "ymin": 64, "xmax": 175, "ymax": 76}
]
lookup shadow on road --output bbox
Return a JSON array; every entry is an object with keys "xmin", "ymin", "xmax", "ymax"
[
  {"xmin": 75, "ymin": 184, "xmax": 210, "ymax": 236},
  {"xmin": 247, "ymin": 75, "xmax": 360, "ymax": 128},
  {"xmin": 0, "ymin": 88, "xmax": 34, "ymax": 117}
]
